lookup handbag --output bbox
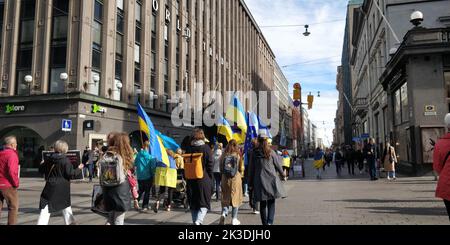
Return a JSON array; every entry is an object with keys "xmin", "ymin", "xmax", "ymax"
[{"xmin": 91, "ymin": 185, "xmax": 109, "ymax": 217}]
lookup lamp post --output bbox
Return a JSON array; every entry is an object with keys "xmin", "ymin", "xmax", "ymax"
[
  {"xmin": 24, "ymin": 75, "xmax": 33, "ymax": 95},
  {"xmin": 60, "ymin": 72, "xmax": 69, "ymax": 93}
]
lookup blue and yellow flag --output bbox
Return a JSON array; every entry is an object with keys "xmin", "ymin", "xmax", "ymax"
[
  {"xmin": 156, "ymin": 131, "xmax": 180, "ymax": 152},
  {"xmin": 217, "ymin": 115, "xmax": 233, "ymax": 142},
  {"xmin": 137, "ymin": 104, "xmax": 177, "ymax": 188},
  {"xmin": 225, "ymin": 94, "xmax": 248, "ymax": 144}
]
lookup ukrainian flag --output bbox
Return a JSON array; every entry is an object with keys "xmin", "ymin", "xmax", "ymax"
[
  {"xmin": 225, "ymin": 94, "xmax": 248, "ymax": 144},
  {"xmin": 137, "ymin": 103, "xmax": 176, "ymax": 188},
  {"xmin": 217, "ymin": 116, "xmax": 233, "ymax": 142}
]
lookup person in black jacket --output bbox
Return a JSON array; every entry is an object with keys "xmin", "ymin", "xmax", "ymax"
[
  {"xmin": 37, "ymin": 140, "xmax": 84, "ymax": 225},
  {"xmin": 185, "ymin": 129, "xmax": 213, "ymax": 225},
  {"xmin": 364, "ymin": 138, "xmax": 378, "ymax": 181}
]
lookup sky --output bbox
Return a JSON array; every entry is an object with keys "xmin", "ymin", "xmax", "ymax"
[{"xmin": 245, "ymin": 0, "xmax": 349, "ymax": 146}]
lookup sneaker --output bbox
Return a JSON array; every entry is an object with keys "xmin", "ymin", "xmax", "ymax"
[
  {"xmin": 219, "ymin": 215, "xmax": 226, "ymax": 225},
  {"xmin": 232, "ymin": 219, "xmax": 241, "ymax": 225},
  {"xmin": 244, "ymin": 193, "xmax": 249, "ymax": 198},
  {"xmin": 153, "ymin": 201, "xmax": 160, "ymax": 213},
  {"xmin": 253, "ymin": 209, "xmax": 260, "ymax": 215},
  {"xmin": 194, "ymin": 221, "xmax": 202, "ymax": 225},
  {"xmin": 166, "ymin": 206, "xmax": 171, "ymax": 212}
]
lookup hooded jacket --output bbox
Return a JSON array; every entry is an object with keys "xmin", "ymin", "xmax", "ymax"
[{"xmin": 0, "ymin": 146, "xmax": 20, "ymax": 189}]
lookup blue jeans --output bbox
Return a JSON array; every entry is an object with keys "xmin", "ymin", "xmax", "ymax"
[
  {"xmin": 260, "ymin": 199, "xmax": 276, "ymax": 225},
  {"xmin": 85, "ymin": 164, "xmax": 94, "ymax": 181},
  {"xmin": 191, "ymin": 208, "xmax": 208, "ymax": 224},
  {"xmin": 222, "ymin": 206, "xmax": 239, "ymax": 219}
]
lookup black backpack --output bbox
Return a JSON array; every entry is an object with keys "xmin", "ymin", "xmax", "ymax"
[{"xmin": 222, "ymin": 155, "xmax": 239, "ymax": 178}]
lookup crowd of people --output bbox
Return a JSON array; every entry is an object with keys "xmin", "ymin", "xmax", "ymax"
[
  {"xmin": 0, "ymin": 129, "xmax": 288, "ymax": 226},
  {"xmin": 1, "ymin": 114, "xmax": 449, "ymax": 225},
  {"xmin": 311, "ymin": 138, "xmax": 399, "ymax": 181}
]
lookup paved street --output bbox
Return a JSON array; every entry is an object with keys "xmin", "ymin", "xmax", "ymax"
[{"xmin": 1, "ymin": 159, "xmax": 448, "ymax": 225}]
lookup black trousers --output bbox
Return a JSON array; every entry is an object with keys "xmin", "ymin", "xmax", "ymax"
[
  {"xmin": 445, "ymin": 200, "xmax": 450, "ymax": 221},
  {"xmin": 138, "ymin": 179, "xmax": 153, "ymax": 209},
  {"xmin": 157, "ymin": 186, "xmax": 174, "ymax": 206},
  {"xmin": 347, "ymin": 160, "xmax": 355, "ymax": 175}
]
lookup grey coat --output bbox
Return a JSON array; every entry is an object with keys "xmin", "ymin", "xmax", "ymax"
[{"xmin": 249, "ymin": 149, "xmax": 287, "ymax": 202}]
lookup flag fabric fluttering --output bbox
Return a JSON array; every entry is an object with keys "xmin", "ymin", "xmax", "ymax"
[
  {"xmin": 217, "ymin": 115, "xmax": 233, "ymax": 142},
  {"xmin": 225, "ymin": 94, "xmax": 248, "ymax": 144},
  {"xmin": 156, "ymin": 131, "xmax": 180, "ymax": 152},
  {"xmin": 137, "ymin": 103, "xmax": 176, "ymax": 188},
  {"xmin": 258, "ymin": 115, "xmax": 272, "ymax": 139},
  {"xmin": 244, "ymin": 112, "xmax": 259, "ymax": 167}
]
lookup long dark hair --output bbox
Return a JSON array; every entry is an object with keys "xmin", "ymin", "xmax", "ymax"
[{"xmin": 257, "ymin": 137, "xmax": 272, "ymax": 159}]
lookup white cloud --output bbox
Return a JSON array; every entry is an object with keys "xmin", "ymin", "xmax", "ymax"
[{"xmin": 245, "ymin": 0, "xmax": 348, "ymax": 146}]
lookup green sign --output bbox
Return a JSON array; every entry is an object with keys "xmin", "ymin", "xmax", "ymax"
[
  {"xmin": 5, "ymin": 104, "xmax": 26, "ymax": 114},
  {"xmin": 92, "ymin": 104, "xmax": 106, "ymax": 114}
]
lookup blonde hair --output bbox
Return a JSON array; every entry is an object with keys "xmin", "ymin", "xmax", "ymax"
[
  {"xmin": 192, "ymin": 128, "xmax": 206, "ymax": 141},
  {"xmin": 4, "ymin": 136, "xmax": 17, "ymax": 146},
  {"xmin": 54, "ymin": 140, "xmax": 69, "ymax": 154}
]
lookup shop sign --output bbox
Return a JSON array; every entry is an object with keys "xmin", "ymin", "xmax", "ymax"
[
  {"xmin": 4, "ymin": 104, "xmax": 26, "ymax": 114},
  {"xmin": 424, "ymin": 105, "xmax": 437, "ymax": 116},
  {"xmin": 92, "ymin": 104, "xmax": 107, "ymax": 114}
]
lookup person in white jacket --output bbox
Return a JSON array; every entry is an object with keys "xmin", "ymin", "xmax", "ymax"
[{"xmin": 212, "ymin": 143, "xmax": 223, "ymax": 201}]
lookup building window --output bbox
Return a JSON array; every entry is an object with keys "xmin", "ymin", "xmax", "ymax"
[
  {"xmin": 394, "ymin": 82, "xmax": 409, "ymax": 125},
  {"xmin": 90, "ymin": 0, "xmax": 103, "ymax": 96},
  {"xmin": 0, "ymin": 0, "xmax": 5, "ymax": 58},
  {"xmin": 16, "ymin": 0, "xmax": 36, "ymax": 96},
  {"xmin": 49, "ymin": 0, "xmax": 69, "ymax": 94},
  {"xmin": 115, "ymin": 0, "xmax": 124, "ymax": 101}
]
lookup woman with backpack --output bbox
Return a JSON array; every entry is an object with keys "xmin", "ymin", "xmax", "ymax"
[
  {"xmin": 248, "ymin": 133, "xmax": 286, "ymax": 226},
  {"xmin": 100, "ymin": 133, "xmax": 134, "ymax": 225},
  {"xmin": 37, "ymin": 140, "xmax": 84, "ymax": 225},
  {"xmin": 218, "ymin": 140, "xmax": 244, "ymax": 225},
  {"xmin": 185, "ymin": 129, "xmax": 214, "ymax": 225}
]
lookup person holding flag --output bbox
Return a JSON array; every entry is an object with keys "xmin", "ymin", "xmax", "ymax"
[
  {"xmin": 217, "ymin": 116, "xmax": 233, "ymax": 143},
  {"xmin": 137, "ymin": 104, "xmax": 177, "ymax": 213}
]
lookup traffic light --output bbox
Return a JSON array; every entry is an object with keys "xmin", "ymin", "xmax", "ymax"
[
  {"xmin": 307, "ymin": 95, "xmax": 314, "ymax": 109},
  {"xmin": 293, "ymin": 83, "xmax": 301, "ymax": 101}
]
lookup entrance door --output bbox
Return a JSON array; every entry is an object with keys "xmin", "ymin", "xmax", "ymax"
[{"xmin": 88, "ymin": 134, "xmax": 107, "ymax": 150}]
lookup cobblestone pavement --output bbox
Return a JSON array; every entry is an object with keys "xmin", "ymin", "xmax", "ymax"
[{"xmin": 1, "ymin": 159, "xmax": 448, "ymax": 225}]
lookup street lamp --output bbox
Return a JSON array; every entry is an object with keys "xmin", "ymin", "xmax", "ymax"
[
  {"xmin": 410, "ymin": 11, "xmax": 424, "ymax": 27},
  {"xmin": 303, "ymin": 25, "xmax": 311, "ymax": 36},
  {"xmin": 24, "ymin": 75, "xmax": 33, "ymax": 95}
]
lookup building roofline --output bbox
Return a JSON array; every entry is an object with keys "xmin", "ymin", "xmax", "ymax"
[{"xmin": 240, "ymin": 0, "xmax": 276, "ymax": 58}]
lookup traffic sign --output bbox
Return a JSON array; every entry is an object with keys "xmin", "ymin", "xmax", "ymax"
[
  {"xmin": 62, "ymin": 119, "xmax": 72, "ymax": 132},
  {"xmin": 294, "ymin": 100, "xmax": 301, "ymax": 107}
]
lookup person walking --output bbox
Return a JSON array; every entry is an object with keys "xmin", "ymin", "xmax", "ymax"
[
  {"xmin": 382, "ymin": 142, "xmax": 398, "ymax": 181},
  {"xmin": 0, "ymin": 136, "xmax": 20, "ymax": 225},
  {"xmin": 334, "ymin": 148, "xmax": 344, "ymax": 176},
  {"xmin": 185, "ymin": 129, "xmax": 213, "ymax": 225},
  {"xmin": 218, "ymin": 140, "xmax": 244, "ymax": 225},
  {"xmin": 248, "ymin": 133, "xmax": 286, "ymax": 226},
  {"xmin": 100, "ymin": 133, "xmax": 134, "ymax": 225},
  {"xmin": 355, "ymin": 144, "xmax": 365, "ymax": 174},
  {"xmin": 433, "ymin": 113, "xmax": 450, "ymax": 221},
  {"xmin": 313, "ymin": 148, "xmax": 325, "ymax": 179},
  {"xmin": 347, "ymin": 145, "xmax": 356, "ymax": 176},
  {"xmin": 364, "ymin": 139, "xmax": 378, "ymax": 181},
  {"xmin": 37, "ymin": 140, "xmax": 84, "ymax": 225},
  {"xmin": 212, "ymin": 143, "xmax": 223, "ymax": 202},
  {"xmin": 281, "ymin": 150, "xmax": 291, "ymax": 180},
  {"xmin": 134, "ymin": 140, "xmax": 156, "ymax": 211},
  {"xmin": 153, "ymin": 150, "xmax": 178, "ymax": 213}
]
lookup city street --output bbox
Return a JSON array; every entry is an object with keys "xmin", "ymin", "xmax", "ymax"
[{"xmin": 2, "ymin": 159, "xmax": 448, "ymax": 225}]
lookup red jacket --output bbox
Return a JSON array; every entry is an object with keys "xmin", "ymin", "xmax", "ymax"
[
  {"xmin": 433, "ymin": 133, "xmax": 450, "ymax": 201},
  {"xmin": 0, "ymin": 147, "xmax": 20, "ymax": 189}
]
